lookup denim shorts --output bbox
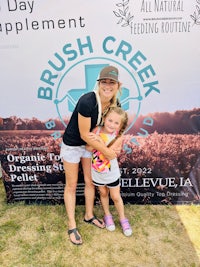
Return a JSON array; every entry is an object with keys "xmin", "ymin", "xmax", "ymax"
[{"xmin": 60, "ymin": 142, "xmax": 92, "ymax": 163}]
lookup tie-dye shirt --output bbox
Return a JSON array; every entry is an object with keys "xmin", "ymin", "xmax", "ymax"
[{"xmin": 92, "ymin": 127, "xmax": 117, "ymax": 173}]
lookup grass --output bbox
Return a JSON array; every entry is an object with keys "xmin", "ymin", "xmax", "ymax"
[{"xmin": 0, "ymin": 178, "xmax": 200, "ymax": 267}]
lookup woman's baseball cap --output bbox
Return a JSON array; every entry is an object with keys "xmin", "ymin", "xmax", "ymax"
[{"xmin": 97, "ymin": 66, "xmax": 119, "ymax": 82}]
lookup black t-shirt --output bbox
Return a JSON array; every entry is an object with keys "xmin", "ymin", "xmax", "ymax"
[{"xmin": 62, "ymin": 92, "xmax": 98, "ymax": 146}]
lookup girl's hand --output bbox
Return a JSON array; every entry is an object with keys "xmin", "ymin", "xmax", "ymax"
[
  {"xmin": 88, "ymin": 132, "xmax": 103, "ymax": 143},
  {"xmin": 111, "ymin": 146, "xmax": 121, "ymax": 156},
  {"xmin": 88, "ymin": 132, "xmax": 97, "ymax": 140},
  {"xmin": 110, "ymin": 136, "xmax": 123, "ymax": 156},
  {"xmin": 103, "ymin": 148, "xmax": 117, "ymax": 160}
]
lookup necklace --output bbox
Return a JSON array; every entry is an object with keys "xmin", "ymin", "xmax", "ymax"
[{"xmin": 102, "ymin": 104, "xmax": 110, "ymax": 117}]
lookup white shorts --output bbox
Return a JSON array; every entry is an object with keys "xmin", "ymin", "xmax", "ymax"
[{"xmin": 60, "ymin": 142, "xmax": 92, "ymax": 163}]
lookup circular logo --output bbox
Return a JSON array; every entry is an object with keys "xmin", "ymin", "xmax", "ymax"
[{"xmin": 54, "ymin": 57, "xmax": 143, "ymax": 133}]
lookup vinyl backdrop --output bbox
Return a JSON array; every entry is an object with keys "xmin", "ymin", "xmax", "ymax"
[{"xmin": 0, "ymin": 0, "xmax": 200, "ymax": 204}]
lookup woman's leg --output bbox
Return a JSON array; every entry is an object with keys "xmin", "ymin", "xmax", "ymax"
[
  {"xmin": 63, "ymin": 160, "xmax": 82, "ymax": 244},
  {"xmin": 81, "ymin": 157, "xmax": 105, "ymax": 228},
  {"xmin": 109, "ymin": 185, "xmax": 125, "ymax": 221}
]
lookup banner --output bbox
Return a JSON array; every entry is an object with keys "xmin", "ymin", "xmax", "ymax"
[{"xmin": 0, "ymin": 0, "xmax": 199, "ymax": 204}]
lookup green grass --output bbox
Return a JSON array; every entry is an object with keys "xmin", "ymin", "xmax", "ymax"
[{"xmin": 0, "ymin": 178, "xmax": 200, "ymax": 267}]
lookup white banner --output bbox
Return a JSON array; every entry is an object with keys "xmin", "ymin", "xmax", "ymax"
[{"xmin": 0, "ymin": 0, "xmax": 199, "ymax": 204}]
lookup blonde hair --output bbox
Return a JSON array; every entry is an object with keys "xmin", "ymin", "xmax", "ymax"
[{"xmin": 104, "ymin": 106, "xmax": 128, "ymax": 136}]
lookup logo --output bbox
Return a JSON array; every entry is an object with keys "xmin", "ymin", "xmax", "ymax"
[
  {"xmin": 37, "ymin": 35, "xmax": 160, "ymax": 148},
  {"xmin": 108, "ymin": 70, "xmax": 118, "ymax": 76}
]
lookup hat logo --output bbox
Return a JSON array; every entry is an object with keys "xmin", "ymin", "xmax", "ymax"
[{"xmin": 109, "ymin": 70, "xmax": 118, "ymax": 76}]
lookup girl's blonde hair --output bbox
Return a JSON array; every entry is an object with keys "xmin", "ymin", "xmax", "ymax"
[{"xmin": 104, "ymin": 106, "xmax": 128, "ymax": 136}]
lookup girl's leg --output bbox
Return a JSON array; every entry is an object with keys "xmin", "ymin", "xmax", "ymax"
[
  {"xmin": 63, "ymin": 160, "xmax": 82, "ymax": 244},
  {"xmin": 110, "ymin": 186, "xmax": 132, "ymax": 236},
  {"xmin": 98, "ymin": 186, "xmax": 110, "ymax": 216},
  {"xmin": 109, "ymin": 185, "xmax": 125, "ymax": 220},
  {"xmin": 98, "ymin": 186, "xmax": 115, "ymax": 231},
  {"xmin": 81, "ymin": 157, "xmax": 104, "ymax": 228}
]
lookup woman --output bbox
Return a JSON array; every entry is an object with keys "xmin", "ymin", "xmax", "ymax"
[{"xmin": 60, "ymin": 65, "xmax": 122, "ymax": 245}]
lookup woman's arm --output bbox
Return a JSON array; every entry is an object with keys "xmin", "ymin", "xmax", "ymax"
[
  {"xmin": 86, "ymin": 131, "xmax": 104, "ymax": 152},
  {"xmin": 87, "ymin": 133, "xmax": 123, "ymax": 155},
  {"xmin": 78, "ymin": 113, "xmax": 116, "ymax": 160}
]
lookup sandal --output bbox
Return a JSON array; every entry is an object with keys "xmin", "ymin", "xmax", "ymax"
[
  {"xmin": 104, "ymin": 215, "xmax": 115, "ymax": 231},
  {"xmin": 68, "ymin": 228, "xmax": 82, "ymax": 245},
  {"xmin": 84, "ymin": 216, "xmax": 105, "ymax": 229},
  {"xmin": 120, "ymin": 218, "xmax": 133, "ymax": 237}
]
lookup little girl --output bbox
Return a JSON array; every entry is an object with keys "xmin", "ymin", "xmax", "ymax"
[{"xmin": 87, "ymin": 107, "xmax": 132, "ymax": 237}]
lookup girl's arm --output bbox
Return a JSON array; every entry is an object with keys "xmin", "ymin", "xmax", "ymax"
[
  {"xmin": 78, "ymin": 113, "xmax": 116, "ymax": 160},
  {"xmin": 109, "ymin": 136, "xmax": 123, "ymax": 156}
]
